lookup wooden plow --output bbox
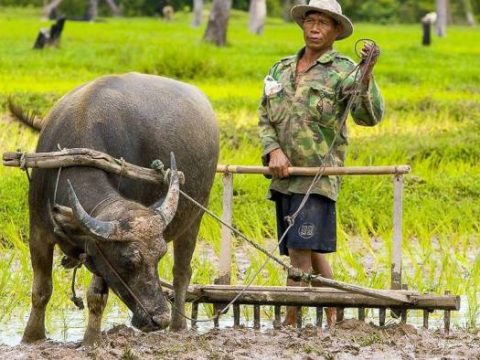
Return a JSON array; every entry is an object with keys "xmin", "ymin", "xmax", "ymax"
[{"xmin": 3, "ymin": 149, "xmax": 461, "ymax": 332}]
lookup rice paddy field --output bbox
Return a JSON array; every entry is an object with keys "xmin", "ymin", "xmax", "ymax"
[{"xmin": 0, "ymin": 6, "xmax": 479, "ymax": 345}]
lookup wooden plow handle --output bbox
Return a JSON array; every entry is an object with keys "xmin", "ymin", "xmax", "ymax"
[{"xmin": 3, "ymin": 148, "xmax": 184, "ymax": 184}]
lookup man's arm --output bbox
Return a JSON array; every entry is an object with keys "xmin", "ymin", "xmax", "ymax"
[
  {"xmin": 350, "ymin": 78, "xmax": 384, "ymax": 126},
  {"xmin": 346, "ymin": 43, "xmax": 384, "ymax": 126},
  {"xmin": 258, "ymin": 93, "xmax": 291, "ymax": 178}
]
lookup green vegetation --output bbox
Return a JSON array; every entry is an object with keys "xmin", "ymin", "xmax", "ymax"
[
  {"xmin": 0, "ymin": 7, "xmax": 479, "ymax": 334},
  {"xmin": 3, "ymin": 0, "xmax": 480, "ymax": 23}
]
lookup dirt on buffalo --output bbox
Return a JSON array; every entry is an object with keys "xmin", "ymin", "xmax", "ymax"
[{"xmin": 1, "ymin": 320, "xmax": 479, "ymax": 359}]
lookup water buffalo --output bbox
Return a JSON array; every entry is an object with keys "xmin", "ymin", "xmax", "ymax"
[{"xmin": 21, "ymin": 73, "xmax": 219, "ymax": 345}]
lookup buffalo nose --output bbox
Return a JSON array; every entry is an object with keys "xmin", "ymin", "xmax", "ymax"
[{"xmin": 152, "ymin": 313, "xmax": 170, "ymax": 329}]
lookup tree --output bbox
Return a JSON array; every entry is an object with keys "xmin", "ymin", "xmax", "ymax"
[
  {"xmin": 104, "ymin": 0, "xmax": 121, "ymax": 16},
  {"xmin": 282, "ymin": 0, "xmax": 306, "ymax": 22},
  {"xmin": 84, "ymin": 0, "xmax": 98, "ymax": 20},
  {"xmin": 461, "ymin": 0, "xmax": 476, "ymax": 26},
  {"xmin": 192, "ymin": 0, "xmax": 203, "ymax": 27},
  {"xmin": 203, "ymin": 0, "xmax": 232, "ymax": 46},
  {"xmin": 43, "ymin": 0, "xmax": 65, "ymax": 19},
  {"xmin": 248, "ymin": 0, "xmax": 266, "ymax": 34},
  {"xmin": 436, "ymin": 0, "xmax": 448, "ymax": 36}
]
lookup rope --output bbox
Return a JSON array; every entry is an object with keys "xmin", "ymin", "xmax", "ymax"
[
  {"xmin": 19, "ymin": 152, "xmax": 31, "ymax": 182},
  {"xmin": 70, "ymin": 255, "xmax": 86, "ymax": 310}
]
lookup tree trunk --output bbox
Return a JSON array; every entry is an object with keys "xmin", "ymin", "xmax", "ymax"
[
  {"xmin": 282, "ymin": 0, "xmax": 306, "ymax": 22},
  {"xmin": 191, "ymin": 0, "xmax": 203, "ymax": 27},
  {"xmin": 103, "ymin": 0, "xmax": 121, "ymax": 16},
  {"xmin": 42, "ymin": 0, "xmax": 64, "ymax": 19},
  {"xmin": 203, "ymin": 0, "xmax": 232, "ymax": 46},
  {"xmin": 436, "ymin": 0, "xmax": 448, "ymax": 36},
  {"xmin": 84, "ymin": 0, "xmax": 98, "ymax": 21},
  {"xmin": 248, "ymin": 0, "xmax": 266, "ymax": 35},
  {"xmin": 461, "ymin": 0, "xmax": 476, "ymax": 26}
]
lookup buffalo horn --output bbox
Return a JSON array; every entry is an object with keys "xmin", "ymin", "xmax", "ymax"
[
  {"xmin": 154, "ymin": 152, "xmax": 180, "ymax": 226},
  {"xmin": 67, "ymin": 179, "xmax": 120, "ymax": 240}
]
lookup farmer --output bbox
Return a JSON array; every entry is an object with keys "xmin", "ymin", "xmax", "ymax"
[{"xmin": 258, "ymin": 0, "xmax": 384, "ymax": 328}]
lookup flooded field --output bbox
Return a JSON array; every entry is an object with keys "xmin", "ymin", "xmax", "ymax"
[
  {"xmin": 1, "ymin": 295, "xmax": 477, "ymax": 346},
  {"xmin": 1, "ymin": 318, "xmax": 479, "ymax": 359}
]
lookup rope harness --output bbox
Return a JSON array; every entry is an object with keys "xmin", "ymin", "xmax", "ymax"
[{"xmin": 51, "ymin": 39, "xmax": 380, "ymax": 326}]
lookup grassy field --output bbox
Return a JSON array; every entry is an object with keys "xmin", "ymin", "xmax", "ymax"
[{"xmin": 0, "ymin": 7, "xmax": 479, "ymax": 333}]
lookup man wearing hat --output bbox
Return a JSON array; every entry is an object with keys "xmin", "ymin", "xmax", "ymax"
[{"xmin": 258, "ymin": 0, "xmax": 384, "ymax": 327}]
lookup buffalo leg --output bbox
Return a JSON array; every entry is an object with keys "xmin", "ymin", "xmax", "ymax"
[
  {"xmin": 170, "ymin": 221, "xmax": 200, "ymax": 331},
  {"xmin": 83, "ymin": 275, "xmax": 109, "ymax": 346},
  {"xmin": 22, "ymin": 228, "xmax": 55, "ymax": 343}
]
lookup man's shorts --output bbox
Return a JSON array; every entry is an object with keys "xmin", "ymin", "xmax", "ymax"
[{"xmin": 272, "ymin": 191, "xmax": 337, "ymax": 256}]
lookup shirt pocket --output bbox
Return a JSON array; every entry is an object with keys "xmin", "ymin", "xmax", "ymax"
[
  {"xmin": 267, "ymin": 90, "xmax": 287, "ymax": 124},
  {"xmin": 307, "ymin": 85, "xmax": 337, "ymax": 128}
]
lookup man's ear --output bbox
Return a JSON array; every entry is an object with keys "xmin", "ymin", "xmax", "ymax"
[{"xmin": 335, "ymin": 23, "xmax": 343, "ymax": 37}]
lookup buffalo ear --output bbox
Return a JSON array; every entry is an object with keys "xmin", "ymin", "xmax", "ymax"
[
  {"xmin": 154, "ymin": 152, "xmax": 180, "ymax": 227},
  {"xmin": 67, "ymin": 179, "xmax": 123, "ymax": 241}
]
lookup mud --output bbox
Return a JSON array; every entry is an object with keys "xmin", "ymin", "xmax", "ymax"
[{"xmin": 2, "ymin": 320, "xmax": 479, "ymax": 359}]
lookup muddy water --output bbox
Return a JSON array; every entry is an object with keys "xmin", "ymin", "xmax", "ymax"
[{"xmin": 1, "ymin": 295, "xmax": 474, "ymax": 346}]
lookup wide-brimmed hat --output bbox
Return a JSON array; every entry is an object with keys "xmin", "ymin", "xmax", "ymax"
[{"xmin": 291, "ymin": 0, "xmax": 354, "ymax": 40}]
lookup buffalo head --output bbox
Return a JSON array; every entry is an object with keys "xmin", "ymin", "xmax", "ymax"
[{"xmin": 56, "ymin": 154, "xmax": 180, "ymax": 331}]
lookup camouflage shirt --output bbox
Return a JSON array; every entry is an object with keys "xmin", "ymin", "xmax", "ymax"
[{"xmin": 259, "ymin": 48, "xmax": 384, "ymax": 201}]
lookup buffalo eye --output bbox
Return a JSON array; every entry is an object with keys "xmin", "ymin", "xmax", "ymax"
[{"xmin": 120, "ymin": 247, "xmax": 142, "ymax": 269}]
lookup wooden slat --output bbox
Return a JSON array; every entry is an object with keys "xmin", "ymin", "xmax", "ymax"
[
  {"xmin": 379, "ymin": 308, "xmax": 386, "ymax": 326},
  {"xmin": 233, "ymin": 303, "xmax": 240, "ymax": 328},
  {"xmin": 274, "ymin": 306, "xmax": 281, "ymax": 329},
  {"xmin": 254, "ymin": 305, "xmax": 260, "ymax": 330},
  {"xmin": 180, "ymin": 285, "xmax": 460, "ymax": 310},
  {"xmin": 358, "ymin": 307, "xmax": 365, "ymax": 321},
  {"xmin": 316, "ymin": 307, "xmax": 323, "ymax": 328}
]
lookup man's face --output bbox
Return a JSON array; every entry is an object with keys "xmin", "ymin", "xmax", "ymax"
[{"xmin": 302, "ymin": 12, "xmax": 341, "ymax": 52}]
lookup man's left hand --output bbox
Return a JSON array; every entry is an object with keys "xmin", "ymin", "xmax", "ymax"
[{"xmin": 360, "ymin": 43, "xmax": 380, "ymax": 84}]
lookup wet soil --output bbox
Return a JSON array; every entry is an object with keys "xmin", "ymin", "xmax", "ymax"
[{"xmin": 2, "ymin": 320, "xmax": 479, "ymax": 359}]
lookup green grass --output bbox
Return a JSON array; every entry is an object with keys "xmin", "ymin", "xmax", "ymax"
[{"xmin": 0, "ymin": 7, "xmax": 479, "ymax": 332}]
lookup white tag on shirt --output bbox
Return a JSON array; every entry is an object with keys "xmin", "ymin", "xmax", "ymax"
[{"xmin": 264, "ymin": 75, "xmax": 282, "ymax": 97}]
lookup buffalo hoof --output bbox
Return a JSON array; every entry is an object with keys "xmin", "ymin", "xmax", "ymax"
[
  {"xmin": 22, "ymin": 329, "xmax": 46, "ymax": 344},
  {"xmin": 152, "ymin": 313, "xmax": 170, "ymax": 330},
  {"xmin": 169, "ymin": 318, "xmax": 187, "ymax": 332},
  {"xmin": 82, "ymin": 327, "xmax": 103, "ymax": 348}
]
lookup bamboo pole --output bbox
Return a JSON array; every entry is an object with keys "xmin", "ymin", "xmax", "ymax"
[
  {"xmin": 301, "ymin": 272, "xmax": 413, "ymax": 304},
  {"xmin": 391, "ymin": 175, "xmax": 404, "ymax": 290},
  {"xmin": 3, "ymin": 151, "xmax": 410, "ymax": 182},
  {"xmin": 213, "ymin": 172, "xmax": 233, "ymax": 318},
  {"xmin": 216, "ymin": 173, "xmax": 233, "ymax": 285},
  {"xmin": 216, "ymin": 164, "xmax": 411, "ymax": 176}
]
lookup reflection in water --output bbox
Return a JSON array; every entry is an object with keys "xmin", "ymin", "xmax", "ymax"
[{"xmin": 1, "ymin": 295, "xmax": 475, "ymax": 346}]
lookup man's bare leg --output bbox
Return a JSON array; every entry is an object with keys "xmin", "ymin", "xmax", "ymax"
[
  {"xmin": 312, "ymin": 252, "xmax": 336, "ymax": 327},
  {"xmin": 283, "ymin": 248, "xmax": 311, "ymax": 326}
]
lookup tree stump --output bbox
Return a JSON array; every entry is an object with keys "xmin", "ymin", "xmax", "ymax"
[{"xmin": 33, "ymin": 17, "xmax": 66, "ymax": 49}]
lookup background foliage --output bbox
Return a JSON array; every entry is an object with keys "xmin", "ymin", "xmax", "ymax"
[{"xmin": 1, "ymin": 0, "xmax": 479, "ymax": 22}]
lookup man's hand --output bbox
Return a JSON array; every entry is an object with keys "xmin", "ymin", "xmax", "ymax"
[
  {"xmin": 360, "ymin": 42, "xmax": 380, "ymax": 84},
  {"xmin": 268, "ymin": 148, "xmax": 291, "ymax": 178}
]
